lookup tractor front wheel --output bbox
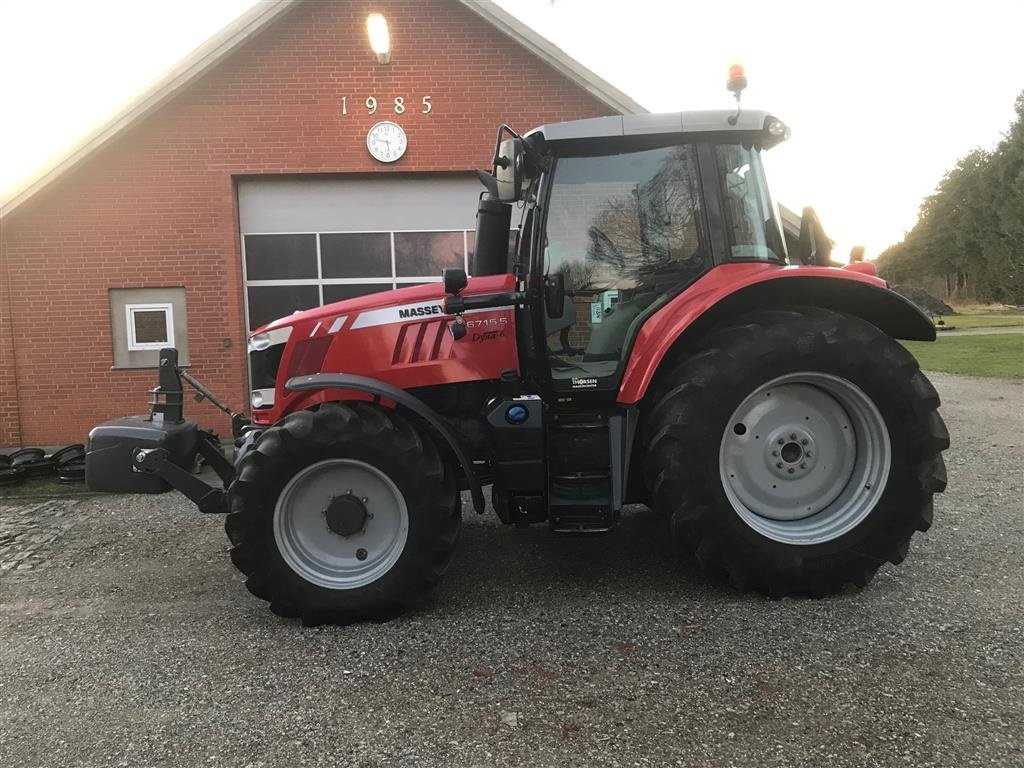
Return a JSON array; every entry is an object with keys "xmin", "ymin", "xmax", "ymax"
[
  {"xmin": 644, "ymin": 308, "xmax": 949, "ymax": 596},
  {"xmin": 225, "ymin": 402, "xmax": 460, "ymax": 624}
]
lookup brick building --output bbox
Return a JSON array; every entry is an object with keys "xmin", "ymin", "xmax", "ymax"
[{"xmin": 0, "ymin": 0, "xmax": 642, "ymax": 447}]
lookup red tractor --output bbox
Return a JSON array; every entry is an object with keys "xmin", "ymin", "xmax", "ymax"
[{"xmin": 86, "ymin": 107, "xmax": 948, "ymax": 624}]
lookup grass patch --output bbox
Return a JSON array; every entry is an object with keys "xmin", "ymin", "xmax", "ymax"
[
  {"xmin": 936, "ymin": 313, "xmax": 1024, "ymax": 329},
  {"xmin": 0, "ymin": 476, "xmax": 97, "ymax": 500},
  {"xmin": 902, "ymin": 333, "xmax": 1024, "ymax": 378}
]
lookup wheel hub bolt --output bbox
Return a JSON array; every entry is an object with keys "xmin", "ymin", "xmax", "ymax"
[
  {"xmin": 790, "ymin": 433, "xmax": 797, "ymax": 440},
  {"xmin": 777, "ymin": 438, "xmax": 784, "ymax": 445},
  {"xmin": 776, "ymin": 462, "xmax": 783, "ymax": 468},
  {"xmin": 800, "ymin": 462, "xmax": 807, "ymax": 469},
  {"xmin": 806, "ymin": 451, "xmax": 813, "ymax": 457},
  {"xmin": 771, "ymin": 450, "xmax": 779, "ymax": 457},
  {"xmin": 356, "ymin": 548, "xmax": 368, "ymax": 561},
  {"xmin": 787, "ymin": 468, "xmax": 795, "ymax": 474},
  {"xmin": 801, "ymin": 438, "xmax": 809, "ymax": 445}
]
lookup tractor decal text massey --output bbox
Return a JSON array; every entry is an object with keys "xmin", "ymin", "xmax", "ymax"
[
  {"xmin": 399, "ymin": 304, "xmax": 444, "ymax": 319},
  {"xmin": 86, "ymin": 69, "xmax": 949, "ymax": 626},
  {"xmin": 350, "ymin": 300, "xmax": 446, "ymax": 329}
]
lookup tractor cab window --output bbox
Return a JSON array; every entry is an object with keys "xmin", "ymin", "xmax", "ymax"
[
  {"xmin": 714, "ymin": 144, "xmax": 786, "ymax": 262},
  {"xmin": 542, "ymin": 144, "xmax": 710, "ymax": 382}
]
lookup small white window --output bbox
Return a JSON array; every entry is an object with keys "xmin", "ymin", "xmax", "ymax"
[{"xmin": 125, "ymin": 302, "xmax": 174, "ymax": 351}]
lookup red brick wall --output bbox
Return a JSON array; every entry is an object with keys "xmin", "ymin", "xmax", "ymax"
[{"xmin": 0, "ymin": 0, "xmax": 615, "ymax": 447}]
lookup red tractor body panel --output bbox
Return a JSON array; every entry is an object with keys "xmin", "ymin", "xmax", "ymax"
[
  {"xmin": 252, "ymin": 275, "xmax": 518, "ymax": 424},
  {"xmin": 615, "ymin": 263, "xmax": 889, "ymax": 404}
]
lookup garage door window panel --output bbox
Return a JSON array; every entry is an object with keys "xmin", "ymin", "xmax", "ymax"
[
  {"xmin": 394, "ymin": 231, "xmax": 466, "ymax": 277},
  {"xmin": 247, "ymin": 285, "xmax": 320, "ymax": 331},
  {"xmin": 244, "ymin": 234, "xmax": 318, "ymax": 280},
  {"xmin": 322, "ymin": 283, "xmax": 393, "ymax": 304},
  {"xmin": 321, "ymin": 233, "xmax": 392, "ymax": 278}
]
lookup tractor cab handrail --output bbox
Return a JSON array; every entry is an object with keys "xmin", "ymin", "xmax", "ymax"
[{"xmin": 442, "ymin": 290, "xmax": 529, "ymax": 315}]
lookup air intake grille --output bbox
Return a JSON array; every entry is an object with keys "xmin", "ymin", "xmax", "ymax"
[{"xmin": 392, "ymin": 320, "xmax": 450, "ymax": 365}]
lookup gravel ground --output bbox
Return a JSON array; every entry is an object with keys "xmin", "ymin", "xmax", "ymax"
[{"xmin": 1, "ymin": 372, "xmax": 1021, "ymax": 768}]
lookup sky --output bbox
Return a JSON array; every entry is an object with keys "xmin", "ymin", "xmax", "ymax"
[{"xmin": 1, "ymin": 0, "xmax": 1021, "ymax": 260}]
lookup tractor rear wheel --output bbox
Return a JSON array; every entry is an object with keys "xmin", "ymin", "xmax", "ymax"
[
  {"xmin": 643, "ymin": 308, "xmax": 948, "ymax": 596},
  {"xmin": 225, "ymin": 402, "xmax": 460, "ymax": 624}
]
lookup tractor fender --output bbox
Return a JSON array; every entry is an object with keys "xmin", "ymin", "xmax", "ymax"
[
  {"xmin": 285, "ymin": 372, "xmax": 485, "ymax": 513},
  {"xmin": 616, "ymin": 263, "xmax": 936, "ymax": 405}
]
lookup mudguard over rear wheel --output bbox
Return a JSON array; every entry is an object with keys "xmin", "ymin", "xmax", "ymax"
[
  {"xmin": 225, "ymin": 402, "xmax": 460, "ymax": 624},
  {"xmin": 643, "ymin": 308, "xmax": 949, "ymax": 596}
]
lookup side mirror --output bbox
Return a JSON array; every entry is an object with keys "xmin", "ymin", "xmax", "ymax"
[
  {"xmin": 495, "ymin": 137, "xmax": 524, "ymax": 202},
  {"xmin": 442, "ymin": 267, "xmax": 468, "ymax": 295},
  {"xmin": 544, "ymin": 273, "xmax": 565, "ymax": 319},
  {"xmin": 797, "ymin": 206, "xmax": 833, "ymax": 266}
]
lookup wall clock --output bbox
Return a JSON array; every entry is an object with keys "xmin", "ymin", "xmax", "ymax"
[{"xmin": 366, "ymin": 121, "xmax": 407, "ymax": 163}]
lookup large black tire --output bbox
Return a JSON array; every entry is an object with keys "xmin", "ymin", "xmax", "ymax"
[
  {"xmin": 225, "ymin": 402, "xmax": 460, "ymax": 624},
  {"xmin": 643, "ymin": 308, "xmax": 949, "ymax": 596}
]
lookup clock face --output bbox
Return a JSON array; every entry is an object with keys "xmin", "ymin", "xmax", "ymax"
[{"xmin": 366, "ymin": 121, "xmax": 407, "ymax": 163}]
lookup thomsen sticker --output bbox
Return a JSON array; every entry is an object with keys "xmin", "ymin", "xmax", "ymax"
[{"xmin": 571, "ymin": 377, "xmax": 598, "ymax": 388}]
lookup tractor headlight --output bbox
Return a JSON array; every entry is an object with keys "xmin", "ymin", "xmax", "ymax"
[
  {"xmin": 247, "ymin": 326, "xmax": 292, "ymax": 353},
  {"xmin": 249, "ymin": 333, "xmax": 272, "ymax": 352},
  {"xmin": 248, "ymin": 326, "xmax": 292, "ymax": 391},
  {"xmin": 250, "ymin": 388, "xmax": 275, "ymax": 409}
]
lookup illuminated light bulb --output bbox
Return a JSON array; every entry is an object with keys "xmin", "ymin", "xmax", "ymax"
[{"xmin": 367, "ymin": 13, "xmax": 391, "ymax": 64}]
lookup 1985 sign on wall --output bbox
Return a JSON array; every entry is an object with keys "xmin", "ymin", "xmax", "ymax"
[{"xmin": 341, "ymin": 95, "xmax": 432, "ymax": 116}]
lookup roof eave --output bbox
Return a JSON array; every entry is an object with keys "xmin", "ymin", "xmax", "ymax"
[
  {"xmin": 1, "ymin": 0, "xmax": 646, "ymax": 221},
  {"xmin": 1, "ymin": 0, "xmax": 303, "ymax": 221},
  {"xmin": 456, "ymin": 0, "xmax": 647, "ymax": 116}
]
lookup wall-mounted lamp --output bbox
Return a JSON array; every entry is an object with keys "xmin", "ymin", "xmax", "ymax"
[{"xmin": 367, "ymin": 13, "xmax": 391, "ymax": 64}]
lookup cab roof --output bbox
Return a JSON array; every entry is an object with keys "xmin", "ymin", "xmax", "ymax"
[{"xmin": 527, "ymin": 109, "xmax": 787, "ymax": 149}]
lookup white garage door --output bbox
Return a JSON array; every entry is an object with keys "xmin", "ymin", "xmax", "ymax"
[{"xmin": 237, "ymin": 176, "xmax": 484, "ymax": 331}]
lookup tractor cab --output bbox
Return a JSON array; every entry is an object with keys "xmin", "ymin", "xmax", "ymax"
[
  {"xmin": 433, "ymin": 110, "xmax": 802, "ymax": 531},
  {"xmin": 444, "ymin": 110, "xmax": 797, "ymax": 408}
]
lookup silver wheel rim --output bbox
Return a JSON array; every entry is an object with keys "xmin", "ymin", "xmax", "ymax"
[
  {"xmin": 719, "ymin": 372, "xmax": 891, "ymax": 545},
  {"xmin": 273, "ymin": 459, "xmax": 408, "ymax": 589}
]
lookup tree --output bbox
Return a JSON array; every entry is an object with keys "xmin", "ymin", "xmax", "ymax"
[{"xmin": 877, "ymin": 92, "xmax": 1024, "ymax": 305}]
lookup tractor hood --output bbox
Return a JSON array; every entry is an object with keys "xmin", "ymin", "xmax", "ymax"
[
  {"xmin": 246, "ymin": 273, "xmax": 520, "ymax": 425},
  {"xmin": 252, "ymin": 274, "xmax": 515, "ymax": 337}
]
